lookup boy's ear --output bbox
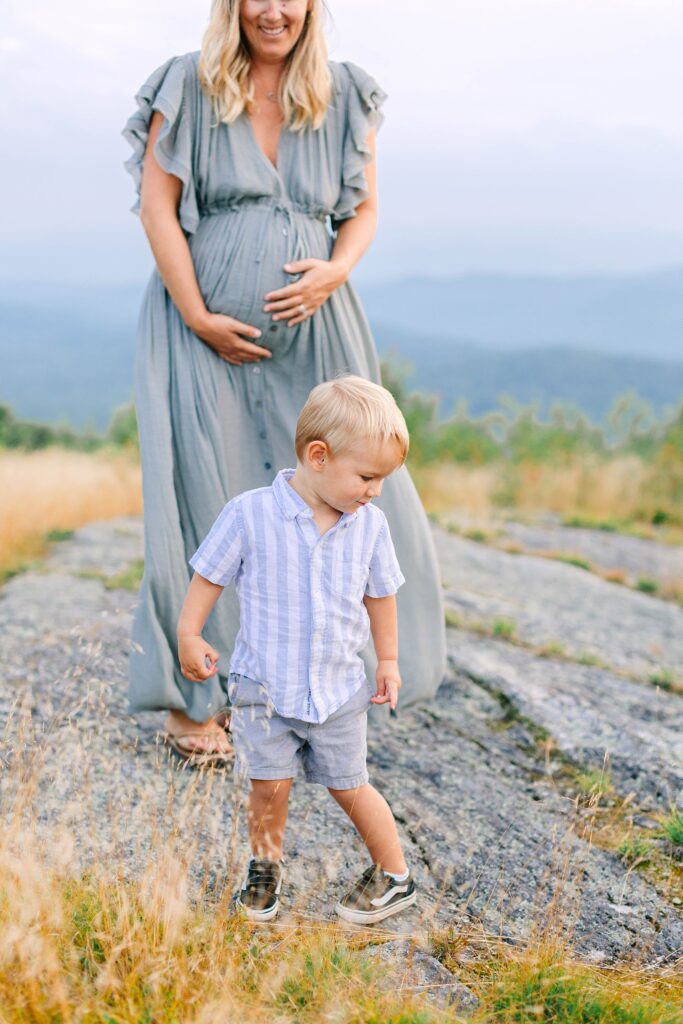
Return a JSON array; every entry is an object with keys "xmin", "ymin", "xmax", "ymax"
[{"xmin": 306, "ymin": 440, "xmax": 329, "ymax": 471}]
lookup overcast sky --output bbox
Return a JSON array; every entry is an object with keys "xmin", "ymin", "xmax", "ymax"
[{"xmin": 2, "ymin": 0, "xmax": 682, "ymax": 282}]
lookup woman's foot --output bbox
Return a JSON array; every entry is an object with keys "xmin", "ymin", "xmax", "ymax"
[{"xmin": 164, "ymin": 708, "xmax": 233, "ymax": 757}]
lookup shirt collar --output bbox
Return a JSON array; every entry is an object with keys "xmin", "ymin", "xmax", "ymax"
[
  {"xmin": 272, "ymin": 468, "xmax": 359, "ymax": 524},
  {"xmin": 273, "ymin": 468, "xmax": 314, "ymax": 520}
]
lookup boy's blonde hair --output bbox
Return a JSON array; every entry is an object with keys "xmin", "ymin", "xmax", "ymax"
[{"xmin": 295, "ymin": 376, "xmax": 409, "ymax": 463}]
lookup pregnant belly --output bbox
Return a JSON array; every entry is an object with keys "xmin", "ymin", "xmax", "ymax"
[{"xmin": 189, "ymin": 207, "xmax": 331, "ymax": 335}]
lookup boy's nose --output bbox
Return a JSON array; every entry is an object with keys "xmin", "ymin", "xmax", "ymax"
[{"xmin": 367, "ymin": 481, "xmax": 382, "ymax": 498}]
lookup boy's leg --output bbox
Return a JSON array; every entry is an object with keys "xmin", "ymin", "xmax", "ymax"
[
  {"xmin": 237, "ymin": 777, "xmax": 293, "ymax": 922},
  {"xmin": 248, "ymin": 778, "xmax": 293, "ymax": 861},
  {"xmin": 328, "ymin": 783, "xmax": 407, "ymax": 875},
  {"xmin": 330, "ymin": 783, "xmax": 416, "ymax": 924}
]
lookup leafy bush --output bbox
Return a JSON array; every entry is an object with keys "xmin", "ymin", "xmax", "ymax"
[
  {"xmin": 0, "ymin": 405, "xmax": 101, "ymax": 452},
  {"xmin": 618, "ymin": 836, "xmax": 652, "ymax": 865},
  {"xmin": 659, "ymin": 806, "xmax": 683, "ymax": 846},
  {"xmin": 0, "ymin": 402, "xmax": 139, "ymax": 454},
  {"xmin": 501, "ymin": 400, "xmax": 606, "ymax": 465},
  {"xmin": 107, "ymin": 403, "xmax": 139, "ymax": 450},
  {"xmin": 490, "ymin": 962, "xmax": 681, "ymax": 1023}
]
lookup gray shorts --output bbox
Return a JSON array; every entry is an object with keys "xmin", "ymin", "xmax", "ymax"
[{"xmin": 228, "ymin": 673, "xmax": 372, "ymax": 789}]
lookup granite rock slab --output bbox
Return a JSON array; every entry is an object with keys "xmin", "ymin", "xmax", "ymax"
[{"xmin": 1, "ymin": 518, "xmax": 682, "ymax": 966}]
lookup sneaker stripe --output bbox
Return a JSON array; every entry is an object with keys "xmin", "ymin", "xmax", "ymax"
[
  {"xmin": 370, "ymin": 883, "xmax": 409, "ymax": 908},
  {"xmin": 335, "ymin": 888, "xmax": 417, "ymax": 924}
]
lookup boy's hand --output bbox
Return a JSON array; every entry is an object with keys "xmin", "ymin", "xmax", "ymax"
[
  {"xmin": 178, "ymin": 634, "xmax": 219, "ymax": 682},
  {"xmin": 371, "ymin": 659, "xmax": 402, "ymax": 710}
]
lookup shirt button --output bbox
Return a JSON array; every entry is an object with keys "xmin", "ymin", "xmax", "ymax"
[
  {"xmin": 282, "ymin": 228, "xmax": 288, "ymax": 236},
  {"xmin": 255, "ymin": 399, "xmax": 263, "ymax": 407},
  {"xmin": 264, "ymin": 461, "xmax": 272, "ymax": 470},
  {"xmin": 252, "ymin": 366, "xmax": 261, "ymax": 375},
  {"xmin": 269, "ymin": 324, "xmax": 278, "ymax": 332},
  {"xmin": 259, "ymin": 430, "xmax": 267, "ymax": 439}
]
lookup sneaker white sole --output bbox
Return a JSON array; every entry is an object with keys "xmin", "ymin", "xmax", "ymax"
[
  {"xmin": 334, "ymin": 888, "xmax": 417, "ymax": 925},
  {"xmin": 237, "ymin": 898, "xmax": 280, "ymax": 922}
]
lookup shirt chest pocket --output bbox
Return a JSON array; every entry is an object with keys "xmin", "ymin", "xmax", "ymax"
[{"xmin": 324, "ymin": 559, "xmax": 370, "ymax": 602}]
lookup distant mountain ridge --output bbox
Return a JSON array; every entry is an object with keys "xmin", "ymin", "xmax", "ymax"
[
  {"xmin": 372, "ymin": 325, "xmax": 683, "ymax": 418},
  {"xmin": 358, "ymin": 267, "xmax": 683, "ymax": 360},
  {"xmin": 0, "ymin": 269, "xmax": 681, "ymax": 429}
]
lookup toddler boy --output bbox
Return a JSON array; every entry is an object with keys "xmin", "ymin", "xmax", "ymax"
[{"xmin": 177, "ymin": 375, "xmax": 415, "ymax": 924}]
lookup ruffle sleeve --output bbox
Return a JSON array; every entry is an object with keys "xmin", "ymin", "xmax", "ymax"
[
  {"xmin": 332, "ymin": 62, "xmax": 387, "ymax": 228},
  {"xmin": 122, "ymin": 54, "xmax": 200, "ymax": 235}
]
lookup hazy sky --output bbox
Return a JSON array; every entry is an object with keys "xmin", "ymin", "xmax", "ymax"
[{"xmin": 2, "ymin": 0, "xmax": 682, "ymax": 282}]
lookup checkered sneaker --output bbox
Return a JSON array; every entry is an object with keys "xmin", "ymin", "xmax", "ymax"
[
  {"xmin": 236, "ymin": 858, "xmax": 283, "ymax": 922},
  {"xmin": 335, "ymin": 864, "xmax": 416, "ymax": 925}
]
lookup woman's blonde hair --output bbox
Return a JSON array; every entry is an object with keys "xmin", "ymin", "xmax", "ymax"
[
  {"xmin": 199, "ymin": 0, "xmax": 331, "ymax": 131},
  {"xmin": 295, "ymin": 376, "xmax": 410, "ymax": 463}
]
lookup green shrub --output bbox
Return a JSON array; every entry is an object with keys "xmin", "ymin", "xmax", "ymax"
[
  {"xmin": 501, "ymin": 401, "xmax": 606, "ymax": 465},
  {"xmin": 659, "ymin": 806, "xmax": 683, "ymax": 846},
  {"xmin": 576, "ymin": 766, "xmax": 612, "ymax": 799},
  {"xmin": 649, "ymin": 668, "xmax": 676, "ymax": 691},
  {"xmin": 104, "ymin": 559, "xmax": 145, "ymax": 592},
  {"xmin": 107, "ymin": 403, "xmax": 139, "ymax": 450},
  {"xmin": 617, "ymin": 836, "xmax": 652, "ymax": 865},
  {"xmin": 46, "ymin": 528, "xmax": 75, "ymax": 542},
  {"xmin": 432, "ymin": 415, "xmax": 501, "ymax": 464},
  {"xmin": 490, "ymin": 962, "xmax": 681, "ymax": 1023},
  {"xmin": 492, "ymin": 618, "xmax": 516, "ymax": 640},
  {"xmin": 0, "ymin": 404, "xmax": 101, "ymax": 452},
  {"xmin": 555, "ymin": 553, "xmax": 592, "ymax": 571}
]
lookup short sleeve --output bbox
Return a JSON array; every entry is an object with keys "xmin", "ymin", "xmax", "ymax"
[
  {"xmin": 332, "ymin": 62, "xmax": 387, "ymax": 228},
  {"xmin": 190, "ymin": 498, "xmax": 244, "ymax": 587},
  {"xmin": 365, "ymin": 517, "xmax": 405, "ymax": 598},
  {"xmin": 122, "ymin": 54, "xmax": 200, "ymax": 235}
]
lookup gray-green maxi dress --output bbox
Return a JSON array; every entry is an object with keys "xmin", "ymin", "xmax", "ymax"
[{"xmin": 123, "ymin": 52, "xmax": 446, "ymax": 719}]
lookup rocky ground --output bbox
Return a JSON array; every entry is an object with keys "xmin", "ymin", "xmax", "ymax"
[
  {"xmin": 499, "ymin": 519, "xmax": 683, "ymax": 593},
  {"xmin": 442, "ymin": 512, "xmax": 683, "ymax": 597},
  {"xmin": 1, "ymin": 516, "xmax": 682, "ymax": 995}
]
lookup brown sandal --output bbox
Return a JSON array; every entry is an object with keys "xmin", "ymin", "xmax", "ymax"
[{"xmin": 163, "ymin": 711, "xmax": 234, "ymax": 768}]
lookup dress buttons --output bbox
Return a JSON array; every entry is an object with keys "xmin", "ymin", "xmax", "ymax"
[
  {"xmin": 255, "ymin": 399, "xmax": 263, "ymax": 407},
  {"xmin": 282, "ymin": 228, "xmax": 288, "ymax": 236},
  {"xmin": 269, "ymin": 324, "xmax": 278, "ymax": 332},
  {"xmin": 252, "ymin": 366, "xmax": 261, "ymax": 375},
  {"xmin": 259, "ymin": 430, "xmax": 267, "ymax": 439},
  {"xmin": 264, "ymin": 461, "xmax": 272, "ymax": 470}
]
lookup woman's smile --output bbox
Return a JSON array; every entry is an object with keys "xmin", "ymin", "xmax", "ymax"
[{"xmin": 240, "ymin": 0, "xmax": 311, "ymax": 58}]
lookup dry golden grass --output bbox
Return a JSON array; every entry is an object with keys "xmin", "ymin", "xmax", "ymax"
[
  {"xmin": 412, "ymin": 463, "xmax": 502, "ymax": 519},
  {"xmin": 0, "ymin": 640, "xmax": 681, "ymax": 1022},
  {"xmin": 412, "ymin": 456, "xmax": 650, "ymax": 523},
  {"xmin": 0, "ymin": 449, "xmax": 142, "ymax": 579},
  {"xmin": 1, "ymin": 816, "xmax": 681, "ymax": 1024},
  {"xmin": 0, "ymin": 739, "xmax": 444, "ymax": 1024}
]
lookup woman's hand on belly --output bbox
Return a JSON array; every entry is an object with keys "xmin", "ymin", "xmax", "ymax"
[
  {"xmin": 263, "ymin": 257, "xmax": 349, "ymax": 328},
  {"xmin": 189, "ymin": 311, "xmax": 274, "ymax": 366}
]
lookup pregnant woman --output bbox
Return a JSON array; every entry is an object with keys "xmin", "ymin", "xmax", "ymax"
[{"xmin": 123, "ymin": 0, "xmax": 446, "ymax": 763}]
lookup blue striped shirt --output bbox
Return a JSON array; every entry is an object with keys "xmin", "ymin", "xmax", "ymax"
[{"xmin": 189, "ymin": 468, "xmax": 405, "ymax": 723}]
